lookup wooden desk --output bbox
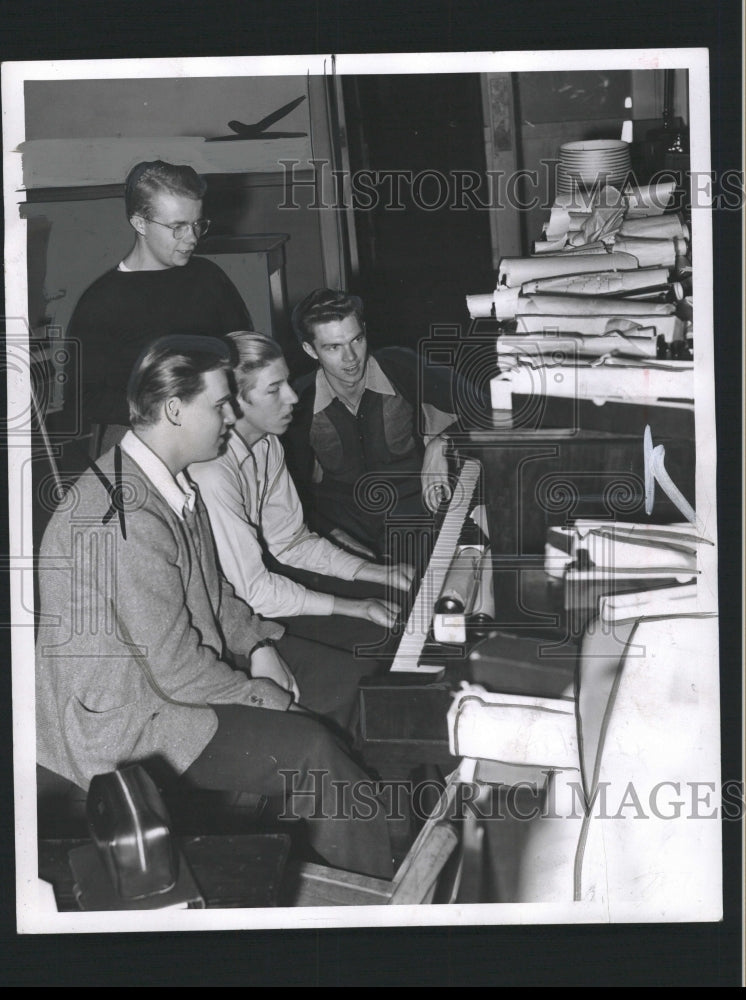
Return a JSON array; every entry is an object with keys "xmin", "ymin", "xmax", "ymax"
[{"xmin": 39, "ymin": 834, "xmax": 291, "ymax": 911}]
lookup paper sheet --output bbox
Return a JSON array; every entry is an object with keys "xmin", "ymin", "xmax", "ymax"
[
  {"xmin": 519, "ymin": 265, "xmax": 672, "ymax": 296},
  {"xmin": 497, "ymin": 251, "xmax": 640, "ymax": 287},
  {"xmin": 513, "ymin": 313, "xmax": 683, "ymax": 341},
  {"xmin": 518, "ymin": 292, "xmax": 675, "ymax": 316}
]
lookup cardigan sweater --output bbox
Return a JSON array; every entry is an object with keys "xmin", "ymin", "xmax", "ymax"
[{"xmin": 36, "ymin": 443, "xmax": 285, "ymax": 790}]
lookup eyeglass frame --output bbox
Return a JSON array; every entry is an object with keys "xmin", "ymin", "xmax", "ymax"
[{"xmin": 139, "ymin": 216, "xmax": 211, "ymax": 240}]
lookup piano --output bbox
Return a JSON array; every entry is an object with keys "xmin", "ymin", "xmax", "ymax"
[{"xmin": 359, "ymin": 421, "xmax": 696, "ymax": 756}]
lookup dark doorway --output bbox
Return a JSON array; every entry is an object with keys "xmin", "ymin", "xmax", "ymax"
[{"xmin": 342, "ymin": 74, "xmax": 494, "ymax": 351}]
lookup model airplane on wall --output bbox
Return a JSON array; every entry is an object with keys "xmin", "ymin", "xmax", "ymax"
[{"xmin": 206, "ymin": 94, "xmax": 308, "ymax": 141}]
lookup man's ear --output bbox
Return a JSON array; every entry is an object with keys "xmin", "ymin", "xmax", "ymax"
[
  {"xmin": 165, "ymin": 396, "xmax": 182, "ymax": 426},
  {"xmin": 130, "ymin": 214, "xmax": 147, "ymax": 236},
  {"xmin": 301, "ymin": 340, "xmax": 318, "ymax": 361}
]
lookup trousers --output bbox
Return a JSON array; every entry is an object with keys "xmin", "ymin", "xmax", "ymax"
[
  {"xmin": 182, "ymin": 703, "xmax": 393, "ymax": 879},
  {"xmin": 182, "ymin": 633, "xmax": 393, "ymax": 879}
]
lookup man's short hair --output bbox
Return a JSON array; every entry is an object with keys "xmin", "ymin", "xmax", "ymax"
[
  {"xmin": 128, "ymin": 335, "xmax": 231, "ymax": 428},
  {"xmin": 226, "ymin": 331, "xmax": 284, "ymax": 401},
  {"xmin": 291, "ymin": 288, "xmax": 365, "ymax": 346},
  {"xmin": 124, "ymin": 160, "xmax": 207, "ymax": 220}
]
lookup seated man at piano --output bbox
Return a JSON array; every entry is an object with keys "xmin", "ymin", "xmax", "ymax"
[
  {"xmin": 189, "ymin": 331, "xmax": 414, "ymax": 652},
  {"xmin": 36, "ymin": 334, "xmax": 394, "ymax": 880},
  {"xmin": 282, "ymin": 288, "xmax": 462, "ymax": 566}
]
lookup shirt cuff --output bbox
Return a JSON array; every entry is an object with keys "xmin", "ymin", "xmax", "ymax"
[
  {"xmin": 299, "ymin": 590, "xmax": 336, "ymax": 616},
  {"xmin": 330, "ymin": 550, "xmax": 369, "ymax": 580}
]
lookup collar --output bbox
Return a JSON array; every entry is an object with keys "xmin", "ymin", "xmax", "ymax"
[
  {"xmin": 120, "ymin": 430, "xmax": 197, "ymax": 520},
  {"xmin": 313, "ymin": 355, "xmax": 395, "ymax": 414},
  {"xmin": 222, "ymin": 427, "xmax": 272, "ymax": 466}
]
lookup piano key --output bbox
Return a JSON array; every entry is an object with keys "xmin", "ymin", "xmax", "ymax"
[{"xmin": 390, "ymin": 458, "xmax": 481, "ymax": 674}]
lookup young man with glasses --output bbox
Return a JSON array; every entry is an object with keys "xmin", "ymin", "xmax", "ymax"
[{"xmin": 66, "ymin": 160, "xmax": 252, "ymax": 456}]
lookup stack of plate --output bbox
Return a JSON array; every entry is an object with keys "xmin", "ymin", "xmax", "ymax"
[{"xmin": 556, "ymin": 139, "xmax": 631, "ymax": 195}]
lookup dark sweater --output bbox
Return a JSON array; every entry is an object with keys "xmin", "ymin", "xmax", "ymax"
[{"xmin": 67, "ymin": 257, "xmax": 251, "ymax": 427}]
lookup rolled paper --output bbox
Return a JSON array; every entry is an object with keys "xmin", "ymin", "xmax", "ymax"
[
  {"xmin": 545, "ymin": 201, "xmax": 594, "ymax": 241},
  {"xmin": 624, "ymin": 180, "xmax": 676, "ymax": 216},
  {"xmin": 520, "ymin": 265, "xmax": 672, "ymax": 296},
  {"xmin": 567, "ymin": 211, "xmax": 589, "ymax": 231},
  {"xmin": 619, "ymin": 214, "xmax": 686, "ymax": 239},
  {"xmin": 490, "ymin": 375, "xmax": 514, "ymax": 410},
  {"xmin": 614, "ymin": 288, "xmax": 673, "ymax": 303},
  {"xmin": 491, "ymin": 286, "xmax": 522, "ymax": 320},
  {"xmin": 544, "ymin": 209, "xmax": 570, "ymax": 242},
  {"xmin": 435, "ymin": 546, "xmax": 484, "ymax": 615},
  {"xmin": 518, "ymin": 293, "xmax": 675, "ymax": 316},
  {"xmin": 497, "ymin": 252, "xmax": 640, "ymax": 287},
  {"xmin": 532, "ymin": 239, "xmax": 569, "ymax": 254},
  {"xmin": 493, "ymin": 362, "xmax": 694, "ymax": 405},
  {"xmin": 610, "ymin": 237, "xmax": 677, "ymax": 268},
  {"xmin": 570, "ymin": 200, "xmax": 626, "ymax": 246},
  {"xmin": 544, "ymin": 227, "xmax": 570, "ymax": 244},
  {"xmin": 498, "ymin": 330, "xmax": 659, "ymax": 360},
  {"xmin": 553, "ymin": 189, "xmax": 598, "ymax": 211},
  {"xmin": 514, "ymin": 313, "xmax": 684, "ymax": 341},
  {"xmin": 465, "ymin": 293, "xmax": 495, "ymax": 318},
  {"xmin": 470, "ymin": 551, "xmax": 495, "ymax": 621},
  {"xmin": 533, "ymin": 242, "xmax": 609, "ymax": 257}
]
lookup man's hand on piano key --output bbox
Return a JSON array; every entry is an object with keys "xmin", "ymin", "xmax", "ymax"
[
  {"xmin": 354, "ymin": 561, "xmax": 416, "ymax": 592},
  {"xmin": 421, "ymin": 435, "xmax": 453, "ymax": 513},
  {"xmin": 386, "ymin": 562, "xmax": 416, "ymax": 592},
  {"xmin": 332, "ymin": 596, "xmax": 402, "ymax": 628}
]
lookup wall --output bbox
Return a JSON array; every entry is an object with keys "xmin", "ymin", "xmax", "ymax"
[
  {"xmin": 23, "ymin": 76, "xmax": 313, "ymax": 141},
  {"xmin": 20, "ymin": 73, "xmax": 342, "ymax": 393},
  {"xmin": 24, "ymin": 184, "xmax": 325, "ymax": 336}
]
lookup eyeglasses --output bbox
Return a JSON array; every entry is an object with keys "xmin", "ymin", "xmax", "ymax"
[{"xmin": 143, "ymin": 217, "xmax": 211, "ymax": 240}]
